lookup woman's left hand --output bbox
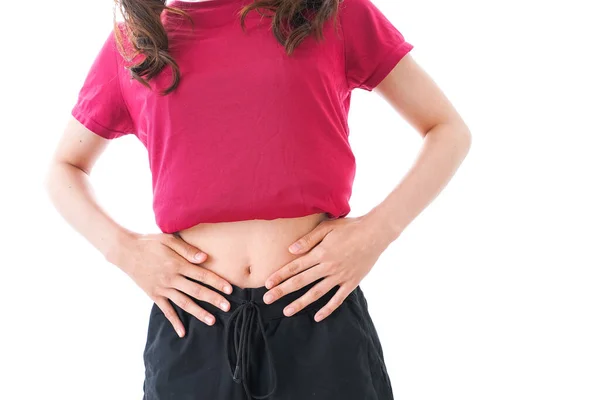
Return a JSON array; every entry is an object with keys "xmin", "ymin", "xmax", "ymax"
[{"xmin": 262, "ymin": 215, "xmax": 391, "ymax": 322}]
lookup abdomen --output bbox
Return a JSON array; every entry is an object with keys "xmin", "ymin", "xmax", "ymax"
[{"xmin": 176, "ymin": 212, "xmax": 329, "ymax": 288}]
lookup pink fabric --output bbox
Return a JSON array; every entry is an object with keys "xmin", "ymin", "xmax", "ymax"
[{"xmin": 71, "ymin": 0, "xmax": 413, "ymax": 233}]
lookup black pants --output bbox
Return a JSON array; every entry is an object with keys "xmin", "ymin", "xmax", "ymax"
[{"xmin": 142, "ymin": 278, "xmax": 394, "ymax": 399}]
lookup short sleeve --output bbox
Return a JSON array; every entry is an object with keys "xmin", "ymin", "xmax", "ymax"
[
  {"xmin": 71, "ymin": 28, "xmax": 135, "ymax": 140},
  {"xmin": 339, "ymin": 0, "xmax": 414, "ymax": 91}
]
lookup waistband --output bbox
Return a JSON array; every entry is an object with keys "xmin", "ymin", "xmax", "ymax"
[
  {"xmin": 192, "ymin": 277, "xmax": 342, "ymax": 399},
  {"xmin": 195, "ymin": 276, "xmax": 338, "ymax": 320}
]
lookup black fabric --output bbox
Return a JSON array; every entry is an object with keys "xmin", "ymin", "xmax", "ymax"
[
  {"xmin": 225, "ymin": 299, "xmax": 277, "ymax": 399},
  {"xmin": 142, "ymin": 278, "xmax": 394, "ymax": 400}
]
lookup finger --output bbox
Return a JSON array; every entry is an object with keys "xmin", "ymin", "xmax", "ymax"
[
  {"xmin": 313, "ymin": 284, "xmax": 354, "ymax": 322},
  {"xmin": 155, "ymin": 297, "xmax": 186, "ymax": 338},
  {"xmin": 288, "ymin": 221, "xmax": 334, "ymax": 255},
  {"xmin": 263, "ymin": 264, "xmax": 325, "ymax": 304},
  {"xmin": 264, "ymin": 250, "xmax": 321, "ymax": 290},
  {"xmin": 180, "ymin": 263, "xmax": 233, "ymax": 294},
  {"xmin": 283, "ymin": 276, "xmax": 338, "ymax": 317},
  {"xmin": 167, "ymin": 289, "xmax": 216, "ymax": 326},
  {"xmin": 163, "ymin": 233, "xmax": 207, "ymax": 264},
  {"xmin": 172, "ymin": 275, "xmax": 230, "ymax": 312}
]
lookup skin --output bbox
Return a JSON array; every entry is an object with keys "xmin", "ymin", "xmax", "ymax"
[
  {"xmin": 45, "ymin": 51, "xmax": 471, "ymax": 338},
  {"xmin": 262, "ymin": 53, "xmax": 472, "ymax": 321}
]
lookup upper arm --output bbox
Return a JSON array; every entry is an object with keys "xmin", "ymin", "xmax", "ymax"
[
  {"xmin": 51, "ymin": 116, "xmax": 110, "ymax": 175},
  {"xmin": 339, "ymin": 0, "xmax": 414, "ymax": 92},
  {"xmin": 70, "ymin": 25, "xmax": 135, "ymax": 141},
  {"xmin": 55, "ymin": 25, "xmax": 136, "ymax": 174},
  {"xmin": 374, "ymin": 54, "xmax": 469, "ymax": 137},
  {"xmin": 338, "ymin": 0, "xmax": 467, "ymax": 136}
]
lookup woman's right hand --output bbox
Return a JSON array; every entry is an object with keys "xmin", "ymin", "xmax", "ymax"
[{"xmin": 118, "ymin": 232, "xmax": 233, "ymax": 337}]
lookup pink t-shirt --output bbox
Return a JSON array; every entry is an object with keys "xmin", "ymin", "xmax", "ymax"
[{"xmin": 71, "ymin": 0, "xmax": 413, "ymax": 233}]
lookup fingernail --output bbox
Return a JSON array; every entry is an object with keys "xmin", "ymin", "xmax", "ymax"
[
  {"xmin": 194, "ymin": 252, "xmax": 205, "ymax": 261},
  {"xmin": 265, "ymin": 280, "xmax": 273, "ymax": 289},
  {"xmin": 264, "ymin": 293, "xmax": 273, "ymax": 303},
  {"xmin": 205, "ymin": 315, "xmax": 214, "ymax": 324},
  {"xmin": 223, "ymin": 285, "xmax": 232, "ymax": 294},
  {"xmin": 284, "ymin": 307, "xmax": 295, "ymax": 316},
  {"xmin": 176, "ymin": 328, "xmax": 184, "ymax": 337},
  {"xmin": 220, "ymin": 302, "xmax": 229, "ymax": 311},
  {"xmin": 289, "ymin": 243, "xmax": 301, "ymax": 253},
  {"xmin": 314, "ymin": 312, "xmax": 324, "ymax": 322}
]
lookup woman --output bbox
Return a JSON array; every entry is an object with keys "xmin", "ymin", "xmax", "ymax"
[{"xmin": 46, "ymin": 0, "xmax": 471, "ymax": 398}]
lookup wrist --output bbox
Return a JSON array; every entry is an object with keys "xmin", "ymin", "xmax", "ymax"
[
  {"xmin": 361, "ymin": 207, "xmax": 404, "ymax": 249},
  {"xmin": 103, "ymin": 228, "xmax": 140, "ymax": 274}
]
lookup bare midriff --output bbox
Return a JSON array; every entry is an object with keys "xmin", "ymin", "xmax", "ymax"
[{"xmin": 175, "ymin": 212, "xmax": 330, "ymax": 289}]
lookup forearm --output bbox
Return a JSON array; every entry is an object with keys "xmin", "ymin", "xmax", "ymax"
[
  {"xmin": 44, "ymin": 161, "xmax": 136, "ymax": 268},
  {"xmin": 363, "ymin": 122, "xmax": 472, "ymax": 246}
]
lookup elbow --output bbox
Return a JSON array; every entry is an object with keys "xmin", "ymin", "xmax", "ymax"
[
  {"xmin": 43, "ymin": 161, "xmax": 58, "ymax": 199},
  {"xmin": 426, "ymin": 120, "xmax": 472, "ymax": 160},
  {"xmin": 445, "ymin": 118, "xmax": 472, "ymax": 160},
  {"xmin": 457, "ymin": 124, "xmax": 472, "ymax": 158},
  {"xmin": 450, "ymin": 124, "xmax": 472, "ymax": 165},
  {"xmin": 43, "ymin": 159, "xmax": 67, "ymax": 199}
]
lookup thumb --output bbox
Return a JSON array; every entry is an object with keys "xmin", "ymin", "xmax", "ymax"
[
  {"xmin": 288, "ymin": 223, "xmax": 332, "ymax": 254},
  {"xmin": 165, "ymin": 233, "xmax": 207, "ymax": 263}
]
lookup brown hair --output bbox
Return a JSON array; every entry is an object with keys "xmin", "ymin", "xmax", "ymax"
[{"xmin": 113, "ymin": 0, "xmax": 341, "ymax": 95}]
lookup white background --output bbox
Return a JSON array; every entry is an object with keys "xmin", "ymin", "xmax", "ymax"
[{"xmin": 2, "ymin": 0, "xmax": 599, "ymax": 399}]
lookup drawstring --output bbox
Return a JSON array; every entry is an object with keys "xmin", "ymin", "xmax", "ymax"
[{"xmin": 224, "ymin": 299, "xmax": 277, "ymax": 399}]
